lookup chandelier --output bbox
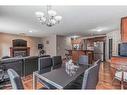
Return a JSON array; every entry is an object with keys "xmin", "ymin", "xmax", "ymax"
[{"xmin": 35, "ymin": 6, "xmax": 62, "ymax": 27}]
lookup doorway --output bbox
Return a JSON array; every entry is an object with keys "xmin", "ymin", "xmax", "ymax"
[{"xmin": 109, "ymin": 39, "xmax": 113, "ymax": 59}]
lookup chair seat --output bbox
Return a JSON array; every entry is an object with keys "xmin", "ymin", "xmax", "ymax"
[
  {"xmin": 64, "ymin": 75, "xmax": 83, "ymax": 89},
  {"xmin": 115, "ymin": 71, "xmax": 127, "ymax": 82}
]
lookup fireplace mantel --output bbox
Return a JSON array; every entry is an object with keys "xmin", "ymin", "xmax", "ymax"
[
  {"xmin": 10, "ymin": 47, "xmax": 30, "ymax": 49},
  {"xmin": 10, "ymin": 47, "xmax": 30, "ymax": 57},
  {"xmin": 10, "ymin": 39, "xmax": 30, "ymax": 57}
]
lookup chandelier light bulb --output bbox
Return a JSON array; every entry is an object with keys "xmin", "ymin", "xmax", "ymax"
[
  {"xmin": 35, "ymin": 11, "xmax": 44, "ymax": 18},
  {"xmin": 48, "ymin": 10, "xmax": 57, "ymax": 17},
  {"xmin": 50, "ymin": 19, "xmax": 56, "ymax": 25},
  {"xmin": 55, "ymin": 16, "xmax": 62, "ymax": 22},
  {"xmin": 41, "ymin": 17, "xmax": 46, "ymax": 22}
]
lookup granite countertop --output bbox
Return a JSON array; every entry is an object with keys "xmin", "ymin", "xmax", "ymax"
[{"xmin": 112, "ymin": 56, "xmax": 127, "ymax": 58}]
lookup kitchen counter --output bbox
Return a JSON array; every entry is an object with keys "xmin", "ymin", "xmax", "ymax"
[
  {"xmin": 111, "ymin": 56, "xmax": 127, "ymax": 63},
  {"xmin": 66, "ymin": 49, "xmax": 94, "ymax": 64}
]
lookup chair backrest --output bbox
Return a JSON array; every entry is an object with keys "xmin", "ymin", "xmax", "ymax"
[
  {"xmin": 78, "ymin": 55, "xmax": 88, "ymax": 65},
  {"xmin": 94, "ymin": 59, "xmax": 101, "ymax": 85},
  {"xmin": 7, "ymin": 69, "xmax": 24, "ymax": 89},
  {"xmin": 82, "ymin": 63, "xmax": 99, "ymax": 89},
  {"xmin": 23, "ymin": 56, "xmax": 38, "ymax": 76},
  {"xmin": 52, "ymin": 56, "xmax": 62, "ymax": 69},
  {"xmin": 94, "ymin": 59, "xmax": 101, "ymax": 70},
  {"xmin": 38, "ymin": 57, "xmax": 53, "ymax": 73}
]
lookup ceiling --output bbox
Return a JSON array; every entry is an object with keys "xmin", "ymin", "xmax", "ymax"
[{"xmin": 0, "ymin": 6, "xmax": 127, "ymax": 37}]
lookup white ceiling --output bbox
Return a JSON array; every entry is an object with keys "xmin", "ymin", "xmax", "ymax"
[{"xmin": 0, "ymin": 6, "xmax": 127, "ymax": 37}]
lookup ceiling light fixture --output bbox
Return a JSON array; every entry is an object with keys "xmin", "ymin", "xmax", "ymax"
[
  {"xmin": 90, "ymin": 27, "xmax": 108, "ymax": 32},
  {"xmin": 97, "ymin": 29, "xmax": 102, "ymax": 32},
  {"xmin": 29, "ymin": 30, "xmax": 33, "ymax": 33},
  {"xmin": 35, "ymin": 5, "xmax": 62, "ymax": 27},
  {"xmin": 71, "ymin": 35, "xmax": 80, "ymax": 39}
]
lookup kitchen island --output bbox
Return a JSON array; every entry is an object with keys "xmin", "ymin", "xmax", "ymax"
[{"xmin": 66, "ymin": 50, "xmax": 94, "ymax": 64}]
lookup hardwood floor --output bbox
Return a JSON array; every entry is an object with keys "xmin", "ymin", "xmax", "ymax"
[
  {"xmin": 97, "ymin": 62, "xmax": 121, "ymax": 89},
  {"xmin": 3, "ymin": 62, "xmax": 127, "ymax": 89}
]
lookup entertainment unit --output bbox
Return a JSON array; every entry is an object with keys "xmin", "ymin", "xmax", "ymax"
[{"xmin": 118, "ymin": 43, "xmax": 127, "ymax": 57}]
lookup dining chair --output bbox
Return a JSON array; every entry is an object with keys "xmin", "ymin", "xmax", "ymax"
[
  {"xmin": 76, "ymin": 55, "xmax": 89, "ymax": 80},
  {"xmin": 38, "ymin": 57, "xmax": 56, "ymax": 89},
  {"xmin": 77, "ymin": 55, "xmax": 90, "ymax": 67},
  {"xmin": 7, "ymin": 69, "xmax": 24, "ymax": 89},
  {"xmin": 94, "ymin": 59, "xmax": 101, "ymax": 83},
  {"xmin": 7, "ymin": 69, "xmax": 48, "ymax": 90},
  {"xmin": 38, "ymin": 57, "xmax": 53, "ymax": 73},
  {"xmin": 52, "ymin": 56, "xmax": 62, "ymax": 70},
  {"xmin": 78, "ymin": 55, "xmax": 88, "ymax": 64},
  {"xmin": 65, "ymin": 60, "xmax": 100, "ymax": 89},
  {"xmin": 82, "ymin": 63, "xmax": 99, "ymax": 89},
  {"xmin": 70, "ymin": 57, "xmax": 100, "ymax": 88}
]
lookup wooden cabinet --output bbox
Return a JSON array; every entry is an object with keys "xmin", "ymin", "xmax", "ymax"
[
  {"xmin": 67, "ymin": 50, "xmax": 94, "ymax": 64},
  {"xmin": 71, "ymin": 50, "xmax": 85, "ymax": 62},
  {"xmin": 121, "ymin": 17, "xmax": 127, "ymax": 42}
]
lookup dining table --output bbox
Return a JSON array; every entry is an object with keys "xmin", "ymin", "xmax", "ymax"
[{"xmin": 33, "ymin": 64, "xmax": 88, "ymax": 89}]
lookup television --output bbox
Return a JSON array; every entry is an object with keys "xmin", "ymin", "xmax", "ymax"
[
  {"xmin": 118, "ymin": 43, "xmax": 127, "ymax": 57},
  {"xmin": 13, "ymin": 39, "xmax": 27, "ymax": 47}
]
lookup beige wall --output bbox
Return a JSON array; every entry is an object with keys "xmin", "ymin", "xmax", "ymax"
[
  {"xmin": 106, "ymin": 30, "xmax": 121, "ymax": 60},
  {"xmin": 0, "ymin": 33, "xmax": 42, "ymax": 57},
  {"xmin": 42, "ymin": 35, "xmax": 57, "ymax": 57},
  {"xmin": 42, "ymin": 35, "xmax": 72, "ymax": 58},
  {"xmin": 57, "ymin": 35, "xmax": 72, "ymax": 58},
  {"xmin": 0, "ymin": 33, "xmax": 72, "ymax": 58}
]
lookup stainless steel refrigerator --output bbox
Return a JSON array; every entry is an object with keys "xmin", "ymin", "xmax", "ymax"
[{"xmin": 94, "ymin": 42, "xmax": 105, "ymax": 61}]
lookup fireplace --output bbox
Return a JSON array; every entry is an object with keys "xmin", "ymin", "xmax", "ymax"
[
  {"xmin": 10, "ymin": 39, "xmax": 30, "ymax": 57},
  {"xmin": 14, "ymin": 50, "xmax": 27, "ymax": 57}
]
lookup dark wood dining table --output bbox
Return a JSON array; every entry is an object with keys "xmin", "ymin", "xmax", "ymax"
[{"xmin": 33, "ymin": 64, "xmax": 88, "ymax": 89}]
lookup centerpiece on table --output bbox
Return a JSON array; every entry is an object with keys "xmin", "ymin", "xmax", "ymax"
[{"xmin": 65, "ymin": 59, "xmax": 79, "ymax": 76}]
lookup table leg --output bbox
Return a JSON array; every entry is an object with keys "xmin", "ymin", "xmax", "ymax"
[
  {"xmin": 33, "ymin": 73, "xmax": 37, "ymax": 89},
  {"xmin": 121, "ymin": 71, "xmax": 124, "ymax": 89}
]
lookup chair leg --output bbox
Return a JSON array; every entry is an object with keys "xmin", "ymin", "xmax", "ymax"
[{"xmin": 111, "ymin": 77, "xmax": 116, "ymax": 85}]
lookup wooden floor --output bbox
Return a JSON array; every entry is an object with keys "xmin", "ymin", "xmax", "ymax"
[
  {"xmin": 3, "ymin": 62, "xmax": 127, "ymax": 89},
  {"xmin": 97, "ymin": 62, "xmax": 121, "ymax": 89}
]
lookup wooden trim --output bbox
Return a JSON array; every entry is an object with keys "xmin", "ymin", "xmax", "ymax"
[
  {"xmin": 121, "ymin": 16, "xmax": 127, "ymax": 42},
  {"xmin": 10, "ymin": 47, "xmax": 30, "ymax": 57}
]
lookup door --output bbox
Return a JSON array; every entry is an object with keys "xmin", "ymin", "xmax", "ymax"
[{"xmin": 109, "ymin": 39, "xmax": 113, "ymax": 59}]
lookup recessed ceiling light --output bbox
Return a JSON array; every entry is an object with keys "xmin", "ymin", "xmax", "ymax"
[
  {"xmin": 90, "ymin": 27, "xmax": 108, "ymax": 32},
  {"xmin": 97, "ymin": 29, "xmax": 102, "ymax": 32},
  {"xmin": 70, "ymin": 35, "xmax": 80, "ymax": 39},
  {"xmin": 29, "ymin": 30, "xmax": 33, "ymax": 33}
]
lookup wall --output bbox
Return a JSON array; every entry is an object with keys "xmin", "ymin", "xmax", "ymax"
[
  {"xmin": 42, "ymin": 35, "xmax": 57, "ymax": 57},
  {"xmin": 0, "ymin": 33, "xmax": 42, "ymax": 57},
  {"xmin": 106, "ymin": 30, "xmax": 121, "ymax": 61},
  {"xmin": 56, "ymin": 35, "xmax": 72, "ymax": 58},
  {"xmin": 42, "ymin": 35, "xmax": 72, "ymax": 58}
]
